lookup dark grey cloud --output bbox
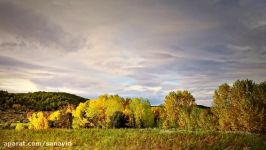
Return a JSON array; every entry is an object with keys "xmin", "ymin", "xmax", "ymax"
[
  {"xmin": 234, "ymin": 25, "xmax": 266, "ymax": 52},
  {"xmin": 0, "ymin": 55, "xmax": 41, "ymax": 69},
  {"xmin": 0, "ymin": 41, "xmax": 26, "ymax": 48},
  {"xmin": 0, "ymin": 1, "xmax": 85, "ymax": 51},
  {"xmin": 0, "ymin": 55, "xmax": 69, "ymax": 79}
]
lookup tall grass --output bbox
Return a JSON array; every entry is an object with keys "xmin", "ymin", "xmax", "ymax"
[{"xmin": 0, "ymin": 129, "xmax": 265, "ymax": 149}]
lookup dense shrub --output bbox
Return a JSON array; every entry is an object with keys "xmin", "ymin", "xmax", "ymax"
[
  {"xmin": 0, "ymin": 122, "xmax": 12, "ymax": 129},
  {"xmin": 48, "ymin": 105, "xmax": 74, "ymax": 128},
  {"xmin": 15, "ymin": 123, "xmax": 27, "ymax": 130},
  {"xmin": 109, "ymin": 111, "xmax": 129, "ymax": 128}
]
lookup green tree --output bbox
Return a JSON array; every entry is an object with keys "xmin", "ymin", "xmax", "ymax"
[{"xmin": 129, "ymin": 98, "xmax": 154, "ymax": 128}]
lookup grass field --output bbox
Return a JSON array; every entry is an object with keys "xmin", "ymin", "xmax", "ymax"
[{"xmin": 0, "ymin": 129, "xmax": 265, "ymax": 150}]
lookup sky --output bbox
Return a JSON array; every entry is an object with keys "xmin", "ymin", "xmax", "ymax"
[{"xmin": 0, "ymin": 0, "xmax": 265, "ymax": 106}]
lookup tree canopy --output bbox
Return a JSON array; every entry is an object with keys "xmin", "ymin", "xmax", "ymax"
[
  {"xmin": 212, "ymin": 79, "xmax": 266, "ymax": 133},
  {"xmin": 0, "ymin": 91, "xmax": 87, "ymax": 111}
]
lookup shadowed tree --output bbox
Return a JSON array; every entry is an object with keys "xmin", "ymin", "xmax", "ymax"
[{"xmin": 110, "ymin": 111, "xmax": 129, "ymax": 128}]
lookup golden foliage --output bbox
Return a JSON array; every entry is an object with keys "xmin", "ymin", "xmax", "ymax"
[{"xmin": 28, "ymin": 112, "xmax": 49, "ymax": 129}]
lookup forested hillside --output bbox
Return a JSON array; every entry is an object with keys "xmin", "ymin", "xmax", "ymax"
[{"xmin": 0, "ymin": 91, "xmax": 87, "ymax": 111}]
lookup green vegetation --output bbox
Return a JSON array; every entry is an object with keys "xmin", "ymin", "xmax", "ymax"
[
  {"xmin": 0, "ymin": 129, "xmax": 265, "ymax": 149},
  {"xmin": 0, "ymin": 91, "xmax": 87, "ymax": 111},
  {"xmin": 0, "ymin": 79, "xmax": 265, "ymax": 149},
  {"xmin": 72, "ymin": 95, "xmax": 155, "ymax": 128},
  {"xmin": 15, "ymin": 123, "xmax": 28, "ymax": 131},
  {"xmin": 0, "ymin": 79, "xmax": 259, "ymax": 134},
  {"xmin": 1, "ymin": 79, "xmax": 265, "ymax": 133}
]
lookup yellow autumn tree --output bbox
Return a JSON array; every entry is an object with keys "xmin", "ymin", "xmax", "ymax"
[
  {"xmin": 72, "ymin": 101, "xmax": 89, "ymax": 128},
  {"xmin": 105, "ymin": 95, "xmax": 124, "ymax": 127},
  {"xmin": 85, "ymin": 95, "xmax": 108, "ymax": 127},
  {"xmin": 212, "ymin": 79, "xmax": 266, "ymax": 133},
  {"xmin": 72, "ymin": 95, "xmax": 155, "ymax": 128},
  {"xmin": 48, "ymin": 110, "xmax": 61, "ymax": 121},
  {"xmin": 28, "ymin": 112, "xmax": 49, "ymax": 129},
  {"xmin": 163, "ymin": 90, "xmax": 195, "ymax": 128},
  {"xmin": 211, "ymin": 83, "xmax": 231, "ymax": 130}
]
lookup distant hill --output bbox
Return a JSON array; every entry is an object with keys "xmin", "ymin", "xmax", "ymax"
[
  {"xmin": 196, "ymin": 105, "xmax": 210, "ymax": 109},
  {"xmin": 151, "ymin": 105, "xmax": 211, "ymax": 109},
  {"xmin": 0, "ymin": 90, "xmax": 87, "ymax": 111}
]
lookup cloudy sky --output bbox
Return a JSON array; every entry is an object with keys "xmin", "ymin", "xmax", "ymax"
[{"xmin": 0, "ymin": 0, "xmax": 265, "ymax": 106}]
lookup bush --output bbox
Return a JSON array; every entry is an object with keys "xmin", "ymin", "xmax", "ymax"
[
  {"xmin": 0, "ymin": 122, "xmax": 11, "ymax": 129},
  {"xmin": 15, "ymin": 123, "xmax": 27, "ymax": 131},
  {"xmin": 110, "ymin": 111, "xmax": 128, "ymax": 128},
  {"xmin": 48, "ymin": 105, "xmax": 74, "ymax": 128}
]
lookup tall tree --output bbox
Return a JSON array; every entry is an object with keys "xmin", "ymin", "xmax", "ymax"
[
  {"xmin": 163, "ymin": 90, "xmax": 196, "ymax": 128},
  {"xmin": 129, "ymin": 98, "xmax": 154, "ymax": 128},
  {"xmin": 212, "ymin": 83, "xmax": 231, "ymax": 130},
  {"xmin": 212, "ymin": 79, "xmax": 266, "ymax": 133},
  {"xmin": 105, "ymin": 95, "xmax": 124, "ymax": 127},
  {"xmin": 85, "ymin": 95, "xmax": 108, "ymax": 128}
]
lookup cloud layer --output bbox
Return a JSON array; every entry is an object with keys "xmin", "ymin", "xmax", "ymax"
[{"xmin": 0, "ymin": 0, "xmax": 265, "ymax": 106}]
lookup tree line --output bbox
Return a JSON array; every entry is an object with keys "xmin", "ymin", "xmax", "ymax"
[
  {"xmin": 3, "ymin": 79, "xmax": 266, "ymax": 133},
  {"xmin": 0, "ymin": 91, "xmax": 86, "ymax": 111}
]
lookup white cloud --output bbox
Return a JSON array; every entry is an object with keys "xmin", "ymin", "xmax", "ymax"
[
  {"xmin": 0, "ymin": 78, "xmax": 39, "ymax": 92},
  {"xmin": 126, "ymin": 85, "xmax": 162, "ymax": 93}
]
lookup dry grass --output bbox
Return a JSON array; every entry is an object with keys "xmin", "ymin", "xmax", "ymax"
[{"xmin": 0, "ymin": 129, "xmax": 265, "ymax": 150}]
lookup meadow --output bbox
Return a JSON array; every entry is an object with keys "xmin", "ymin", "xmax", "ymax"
[{"xmin": 0, "ymin": 129, "xmax": 265, "ymax": 150}]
